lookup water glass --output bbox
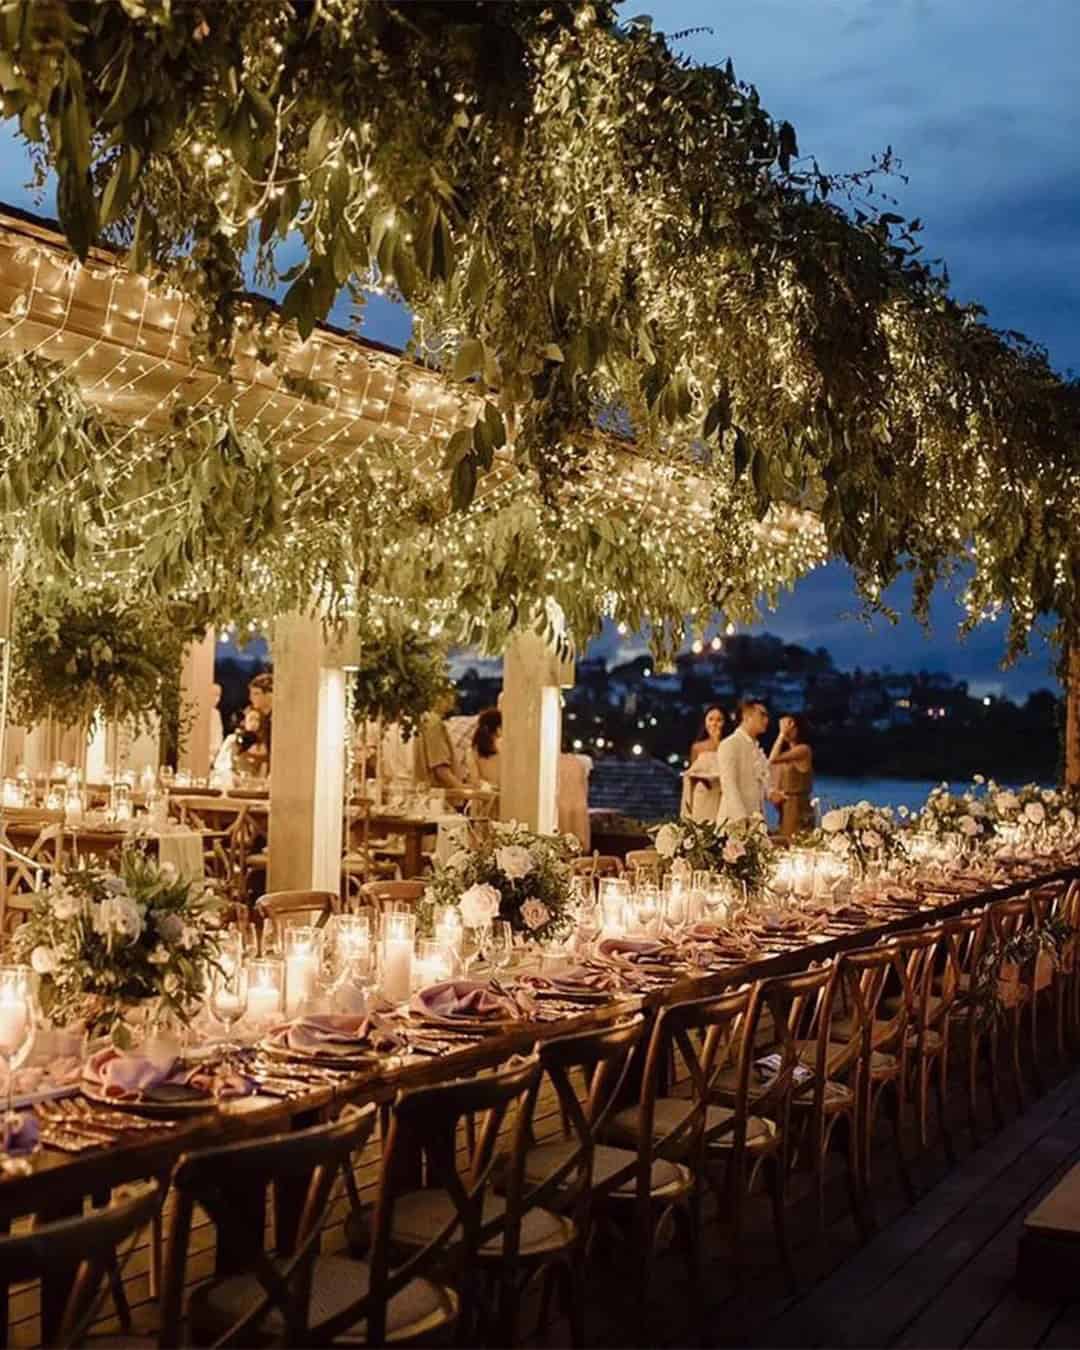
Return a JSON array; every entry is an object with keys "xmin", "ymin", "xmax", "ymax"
[
  {"xmin": 210, "ymin": 959, "xmax": 249, "ymax": 1062},
  {"xmin": 246, "ymin": 958, "xmax": 284, "ymax": 1028},
  {"xmin": 488, "ymin": 919, "xmax": 514, "ymax": 973},
  {"xmin": 460, "ymin": 922, "xmax": 491, "ymax": 977},
  {"xmin": 0, "ymin": 966, "xmax": 35, "ymax": 1175}
]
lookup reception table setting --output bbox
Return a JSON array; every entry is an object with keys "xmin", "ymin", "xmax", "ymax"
[{"xmin": 0, "ymin": 783, "xmax": 1079, "ymax": 1344}]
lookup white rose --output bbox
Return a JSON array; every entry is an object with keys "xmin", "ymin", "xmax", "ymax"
[
  {"xmin": 460, "ymin": 883, "xmax": 501, "ymax": 927},
  {"xmin": 968, "ymin": 801, "xmax": 986, "ymax": 818},
  {"xmin": 959, "ymin": 816, "xmax": 979, "ymax": 836},
  {"xmin": 50, "ymin": 888, "xmax": 82, "ymax": 920},
  {"xmin": 995, "ymin": 792, "xmax": 1019, "ymax": 814},
  {"xmin": 828, "ymin": 834, "xmax": 850, "ymax": 854},
  {"xmin": 1042, "ymin": 789, "xmax": 1055, "ymax": 804},
  {"xmin": 1025, "ymin": 802, "xmax": 1046, "ymax": 825},
  {"xmin": 30, "ymin": 946, "xmax": 58, "ymax": 975},
  {"xmin": 654, "ymin": 824, "xmax": 681, "ymax": 858},
  {"xmin": 973, "ymin": 774, "xmax": 985, "ymax": 785},
  {"xmin": 520, "ymin": 899, "xmax": 550, "ymax": 931},
  {"xmin": 822, "ymin": 809, "xmax": 848, "ymax": 834},
  {"xmin": 494, "ymin": 845, "xmax": 535, "ymax": 881},
  {"xmin": 861, "ymin": 829, "xmax": 883, "ymax": 851},
  {"xmin": 158, "ymin": 861, "xmax": 179, "ymax": 884}
]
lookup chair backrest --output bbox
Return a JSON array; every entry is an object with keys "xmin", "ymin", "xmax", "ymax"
[
  {"xmin": 358, "ymin": 879, "xmax": 427, "ymax": 911},
  {"xmin": 889, "ymin": 923, "xmax": 947, "ymax": 1042},
  {"xmin": 746, "ymin": 964, "xmax": 836, "ymax": 1124},
  {"xmin": 570, "ymin": 854, "xmax": 623, "ymax": 879},
  {"xmin": 158, "ymin": 1105, "xmax": 377, "ymax": 1349},
  {"xmin": 638, "ymin": 985, "xmax": 754, "ymax": 1169},
  {"xmin": 938, "ymin": 910, "xmax": 987, "ymax": 1007},
  {"xmin": 0, "ymin": 1182, "xmax": 161, "ymax": 1349},
  {"xmin": 624, "ymin": 848, "xmax": 660, "ymax": 875},
  {"xmin": 525, "ymin": 1016, "xmax": 645, "ymax": 1212},
  {"xmin": 312, "ymin": 1056, "xmax": 540, "ymax": 1347},
  {"xmin": 822, "ymin": 940, "xmax": 899, "ymax": 1075},
  {"xmin": 255, "ymin": 889, "xmax": 339, "ymax": 930}
]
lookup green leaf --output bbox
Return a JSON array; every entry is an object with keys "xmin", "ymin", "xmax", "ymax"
[
  {"xmin": 441, "ymin": 427, "xmax": 473, "ymax": 469},
  {"xmin": 451, "ymin": 456, "xmax": 478, "ymax": 510}
]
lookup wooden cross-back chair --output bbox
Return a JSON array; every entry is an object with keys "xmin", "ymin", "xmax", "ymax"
[
  {"xmin": 347, "ymin": 1056, "xmax": 542, "ymax": 1347},
  {"xmin": 166, "ymin": 1105, "xmax": 387, "ymax": 1348},
  {"xmin": 569, "ymin": 853, "xmax": 624, "ymax": 880},
  {"xmin": 601, "ymin": 985, "xmax": 763, "ymax": 1326},
  {"xmin": 0, "ymin": 822, "xmax": 62, "ymax": 940},
  {"xmin": 0, "ymin": 1182, "xmax": 161, "ymax": 1350},
  {"xmin": 357, "ymin": 880, "xmax": 427, "ymax": 914},
  {"xmin": 984, "ymin": 893, "xmax": 1037, "ymax": 1113},
  {"xmin": 172, "ymin": 796, "xmax": 265, "ymax": 901},
  {"xmin": 254, "ymin": 890, "xmax": 339, "ymax": 941}
]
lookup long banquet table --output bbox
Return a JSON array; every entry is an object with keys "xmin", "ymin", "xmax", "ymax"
[{"xmin": 4, "ymin": 855, "xmax": 1078, "ymax": 1344}]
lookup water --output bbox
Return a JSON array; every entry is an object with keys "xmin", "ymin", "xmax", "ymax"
[{"xmin": 813, "ymin": 774, "xmax": 1051, "ymax": 815}]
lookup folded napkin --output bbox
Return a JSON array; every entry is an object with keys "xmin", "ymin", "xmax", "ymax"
[
  {"xmin": 754, "ymin": 1052, "xmax": 813, "ymax": 1088},
  {"xmin": 519, "ymin": 965, "xmax": 626, "ymax": 995},
  {"xmin": 84, "ymin": 1047, "xmax": 177, "ymax": 1100},
  {"xmin": 410, "ymin": 980, "xmax": 532, "ymax": 1023},
  {"xmin": 83, "ymin": 1048, "xmax": 254, "ymax": 1101},
  {"xmin": 2, "ymin": 1110, "xmax": 39, "ymax": 1155},
  {"xmin": 268, "ymin": 1012, "xmax": 404, "ymax": 1056},
  {"xmin": 596, "ymin": 937, "xmax": 672, "ymax": 965}
]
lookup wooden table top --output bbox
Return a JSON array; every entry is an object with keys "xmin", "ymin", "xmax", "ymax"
[{"xmin": 2, "ymin": 855, "xmax": 1076, "ymax": 1221}]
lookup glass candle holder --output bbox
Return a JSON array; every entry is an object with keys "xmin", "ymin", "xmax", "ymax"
[
  {"xmin": 1, "ymin": 779, "xmax": 20, "ymax": 809},
  {"xmin": 283, "ymin": 927, "xmax": 322, "ymax": 1016},
  {"xmin": 413, "ymin": 938, "xmax": 455, "ymax": 991},
  {"xmin": 63, "ymin": 788, "xmax": 84, "ymax": 825},
  {"xmin": 241, "ymin": 955, "xmax": 280, "ymax": 1026},
  {"xmin": 433, "ymin": 904, "xmax": 464, "ymax": 956},
  {"xmin": 630, "ymin": 884, "xmax": 661, "ymax": 937},
  {"xmin": 599, "ymin": 877, "xmax": 630, "ymax": 935},
  {"xmin": 379, "ymin": 910, "xmax": 415, "ymax": 1003}
]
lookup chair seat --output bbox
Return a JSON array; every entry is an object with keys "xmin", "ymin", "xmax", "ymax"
[
  {"xmin": 391, "ymin": 1189, "xmax": 575, "ymax": 1259},
  {"xmin": 521, "ymin": 1139, "xmax": 689, "ymax": 1199},
  {"xmin": 790, "ymin": 1078, "xmax": 854, "ymax": 1112},
  {"xmin": 605, "ymin": 1098, "xmax": 778, "ymax": 1153},
  {"xmin": 793, "ymin": 1038, "xmax": 856, "ymax": 1076},
  {"xmin": 829, "ymin": 1015, "xmax": 898, "ymax": 1046},
  {"xmin": 870, "ymin": 1049, "xmax": 900, "ymax": 1077},
  {"xmin": 187, "ymin": 1253, "xmax": 456, "ymax": 1346}
]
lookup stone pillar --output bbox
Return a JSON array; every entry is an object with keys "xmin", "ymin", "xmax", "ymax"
[
  {"xmin": 500, "ymin": 631, "xmax": 574, "ymax": 832},
  {"xmin": 267, "ymin": 611, "xmax": 346, "ymax": 893},
  {"xmin": 178, "ymin": 630, "xmax": 217, "ymax": 776},
  {"xmin": 1066, "ymin": 645, "xmax": 1080, "ymax": 789}
]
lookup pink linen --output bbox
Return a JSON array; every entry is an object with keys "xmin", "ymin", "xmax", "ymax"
[
  {"xmin": 84, "ymin": 1048, "xmax": 176, "ymax": 1100},
  {"xmin": 410, "ymin": 980, "xmax": 529, "ymax": 1022},
  {"xmin": 267, "ymin": 1013, "xmax": 404, "ymax": 1056}
]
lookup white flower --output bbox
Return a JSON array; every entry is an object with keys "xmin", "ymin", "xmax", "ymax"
[
  {"xmin": 1025, "ymin": 801, "xmax": 1046, "ymax": 825},
  {"xmin": 1042, "ymin": 789, "xmax": 1055, "ymax": 804},
  {"xmin": 148, "ymin": 944, "xmax": 171, "ymax": 965},
  {"xmin": 460, "ymin": 883, "xmax": 501, "ymax": 927},
  {"xmin": 973, "ymin": 774, "xmax": 985, "ymax": 785},
  {"xmin": 821, "ymin": 809, "xmax": 848, "ymax": 834},
  {"xmin": 158, "ymin": 861, "xmax": 179, "ymax": 884},
  {"xmin": 520, "ymin": 899, "xmax": 550, "ymax": 931},
  {"xmin": 861, "ymin": 829, "xmax": 883, "ymax": 851},
  {"xmin": 654, "ymin": 824, "xmax": 681, "ymax": 858},
  {"xmin": 828, "ymin": 834, "xmax": 850, "ymax": 854},
  {"xmin": 898, "ymin": 805, "xmax": 910, "ymax": 819},
  {"xmin": 30, "ymin": 946, "xmax": 58, "ymax": 976},
  {"xmin": 1062, "ymin": 808, "xmax": 1076, "ymax": 829},
  {"xmin": 958, "ymin": 815, "xmax": 979, "ymax": 836},
  {"xmin": 163, "ymin": 973, "xmax": 181, "ymax": 996},
  {"xmin": 722, "ymin": 839, "xmax": 747, "ymax": 864},
  {"xmin": 446, "ymin": 849, "xmax": 471, "ymax": 873},
  {"xmin": 50, "ymin": 888, "xmax": 82, "ymax": 920},
  {"xmin": 968, "ymin": 801, "xmax": 986, "ymax": 818},
  {"xmin": 93, "ymin": 895, "xmax": 143, "ymax": 943},
  {"xmin": 562, "ymin": 833, "xmax": 582, "ymax": 853},
  {"xmin": 995, "ymin": 792, "xmax": 1019, "ymax": 814},
  {"xmin": 494, "ymin": 844, "xmax": 535, "ymax": 880},
  {"xmin": 179, "ymin": 924, "xmax": 200, "ymax": 950}
]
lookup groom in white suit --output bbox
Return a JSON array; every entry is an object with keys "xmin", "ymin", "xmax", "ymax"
[{"xmin": 716, "ymin": 699, "xmax": 778, "ymax": 824}]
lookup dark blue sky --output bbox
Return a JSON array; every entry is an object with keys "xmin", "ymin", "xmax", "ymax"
[{"xmin": 1, "ymin": 0, "xmax": 1075, "ymax": 698}]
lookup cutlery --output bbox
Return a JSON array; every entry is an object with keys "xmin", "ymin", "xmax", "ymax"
[
  {"xmin": 39, "ymin": 1127, "xmax": 99, "ymax": 1154},
  {"xmin": 37, "ymin": 1100, "xmax": 115, "ymax": 1143},
  {"xmin": 69, "ymin": 1097, "xmax": 174, "ymax": 1131}
]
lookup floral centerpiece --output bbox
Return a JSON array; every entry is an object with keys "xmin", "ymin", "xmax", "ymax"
[
  {"xmin": 813, "ymin": 800, "xmax": 906, "ymax": 874},
  {"xmin": 10, "ymin": 851, "xmax": 224, "ymax": 1047},
  {"xmin": 915, "ymin": 781, "xmax": 996, "ymax": 850},
  {"xmin": 988, "ymin": 780, "xmax": 1076, "ymax": 841},
  {"xmin": 651, "ymin": 817, "xmax": 774, "ymax": 895},
  {"xmin": 421, "ymin": 821, "xmax": 577, "ymax": 943}
]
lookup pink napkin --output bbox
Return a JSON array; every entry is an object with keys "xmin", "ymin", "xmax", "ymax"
[
  {"xmin": 268, "ymin": 1013, "xmax": 404, "ymax": 1056},
  {"xmin": 596, "ymin": 937, "xmax": 672, "ymax": 965},
  {"xmin": 3, "ymin": 1110, "xmax": 39, "ymax": 1155},
  {"xmin": 84, "ymin": 1048, "xmax": 176, "ymax": 1100},
  {"xmin": 410, "ymin": 980, "xmax": 528, "ymax": 1022},
  {"xmin": 519, "ymin": 965, "xmax": 626, "ymax": 994}
]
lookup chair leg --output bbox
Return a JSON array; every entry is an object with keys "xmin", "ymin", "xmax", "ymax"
[
  {"xmin": 884, "ymin": 1080, "xmax": 916, "ymax": 1203},
  {"xmin": 841, "ymin": 1114, "xmax": 868, "ymax": 1239},
  {"xmin": 933, "ymin": 1056, "xmax": 955, "ymax": 1164},
  {"xmin": 561, "ymin": 1259, "xmax": 587, "ymax": 1350},
  {"xmin": 1011, "ymin": 1009, "xmax": 1028, "ymax": 1112},
  {"xmin": 674, "ymin": 1197, "xmax": 704, "ymax": 1345},
  {"xmin": 764, "ymin": 1152, "xmax": 796, "ymax": 1293},
  {"xmin": 985, "ymin": 1023, "xmax": 1005, "ymax": 1129}
]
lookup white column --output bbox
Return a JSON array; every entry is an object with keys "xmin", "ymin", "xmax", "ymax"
[
  {"xmin": 500, "ymin": 632, "xmax": 574, "ymax": 833},
  {"xmin": 178, "ymin": 629, "xmax": 216, "ymax": 776},
  {"xmin": 267, "ymin": 611, "xmax": 346, "ymax": 893}
]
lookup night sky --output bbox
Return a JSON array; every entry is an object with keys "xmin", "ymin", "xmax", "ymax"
[{"xmin": 1, "ymin": 0, "xmax": 1075, "ymax": 698}]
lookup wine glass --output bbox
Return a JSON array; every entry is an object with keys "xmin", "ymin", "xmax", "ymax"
[
  {"xmin": 0, "ymin": 966, "xmax": 36, "ymax": 1175},
  {"xmin": 574, "ymin": 895, "xmax": 602, "ymax": 959},
  {"xmin": 210, "ymin": 960, "xmax": 249, "ymax": 1070},
  {"xmin": 488, "ymin": 920, "xmax": 514, "ymax": 974},
  {"xmin": 461, "ymin": 922, "xmax": 491, "ymax": 978}
]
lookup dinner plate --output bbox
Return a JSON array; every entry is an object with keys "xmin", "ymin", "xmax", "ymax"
[
  {"xmin": 81, "ymin": 1081, "xmax": 215, "ymax": 1117},
  {"xmin": 256, "ymin": 1039, "xmax": 383, "ymax": 1069}
]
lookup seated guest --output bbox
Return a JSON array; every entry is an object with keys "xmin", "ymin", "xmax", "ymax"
[
  {"xmin": 213, "ymin": 708, "xmax": 267, "ymax": 782},
  {"xmin": 469, "ymin": 708, "xmax": 502, "ymax": 788}
]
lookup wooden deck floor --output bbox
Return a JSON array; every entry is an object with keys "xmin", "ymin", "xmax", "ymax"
[{"xmin": 536, "ymin": 1057, "xmax": 1080, "ymax": 1349}]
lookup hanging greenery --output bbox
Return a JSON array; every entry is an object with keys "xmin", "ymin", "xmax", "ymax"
[
  {"xmin": 1, "ymin": 2, "xmax": 1078, "ymax": 658},
  {"xmin": 9, "ymin": 581, "xmax": 202, "ymax": 735},
  {"xmin": 347, "ymin": 624, "xmax": 452, "ymax": 737}
]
